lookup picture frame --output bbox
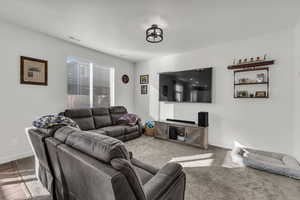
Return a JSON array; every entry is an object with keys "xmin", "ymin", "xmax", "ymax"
[
  {"xmin": 140, "ymin": 75, "xmax": 149, "ymax": 84},
  {"xmin": 141, "ymin": 85, "xmax": 148, "ymax": 95},
  {"xmin": 20, "ymin": 56, "xmax": 48, "ymax": 85}
]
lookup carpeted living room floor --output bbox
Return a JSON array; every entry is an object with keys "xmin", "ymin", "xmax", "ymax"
[{"xmin": 1, "ymin": 136, "xmax": 300, "ymax": 200}]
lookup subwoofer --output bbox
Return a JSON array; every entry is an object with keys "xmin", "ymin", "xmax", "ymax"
[
  {"xmin": 198, "ymin": 112, "xmax": 209, "ymax": 127},
  {"xmin": 169, "ymin": 126, "xmax": 178, "ymax": 140}
]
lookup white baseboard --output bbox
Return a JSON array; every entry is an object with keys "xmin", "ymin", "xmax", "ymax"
[{"xmin": 0, "ymin": 151, "xmax": 34, "ymax": 165}]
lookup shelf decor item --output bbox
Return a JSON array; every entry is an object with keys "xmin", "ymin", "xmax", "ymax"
[
  {"xmin": 256, "ymin": 73, "xmax": 265, "ymax": 83},
  {"xmin": 237, "ymin": 90, "xmax": 249, "ymax": 98},
  {"xmin": 20, "ymin": 56, "xmax": 48, "ymax": 86},
  {"xmin": 122, "ymin": 74, "xmax": 129, "ymax": 84},
  {"xmin": 255, "ymin": 91, "xmax": 267, "ymax": 98},
  {"xmin": 239, "ymin": 78, "xmax": 250, "ymax": 84},
  {"xmin": 140, "ymin": 75, "xmax": 149, "ymax": 84}
]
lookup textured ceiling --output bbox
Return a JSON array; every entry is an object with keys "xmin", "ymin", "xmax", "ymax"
[{"xmin": 0, "ymin": 0, "xmax": 300, "ymax": 62}]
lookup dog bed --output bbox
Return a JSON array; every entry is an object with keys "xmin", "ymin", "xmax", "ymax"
[{"xmin": 231, "ymin": 142, "xmax": 300, "ymax": 180}]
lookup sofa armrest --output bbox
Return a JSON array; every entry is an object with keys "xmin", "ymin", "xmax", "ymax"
[
  {"xmin": 137, "ymin": 118, "xmax": 144, "ymax": 134},
  {"xmin": 143, "ymin": 163, "xmax": 185, "ymax": 200}
]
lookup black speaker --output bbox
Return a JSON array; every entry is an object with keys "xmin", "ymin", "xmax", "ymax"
[
  {"xmin": 169, "ymin": 126, "xmax": 178, "ymax": 140},
  {"xmin": 198, "ymin": 112, "xmax": 208, "ymax": 127}
]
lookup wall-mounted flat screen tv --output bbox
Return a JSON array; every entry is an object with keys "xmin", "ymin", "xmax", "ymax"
[{"xmin": 159, "ymin": 67, "xmax": 212, "ymax": 103}]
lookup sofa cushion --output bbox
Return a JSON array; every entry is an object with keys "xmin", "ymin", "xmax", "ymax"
[
  {"xmin": 99, "ymin": 125, "xmax": 126, "ymax": 137},
  {"xmin": 65, "ymin": 109, "xmax": 95, "ymax": 131},
  {"xmin": 124, "ymin": 125, "xmax": 139, "ymax": 133},
  {"xmin": 92, "ymin": 108, "xmax": 113, "ymax": 128},
  {"xmin": 109, "ymin": 106, "xmax": 128, "ymax": 125},
  {"xmin": 57, "ymin": 127, "xmax": 130, "ymax": 163}
]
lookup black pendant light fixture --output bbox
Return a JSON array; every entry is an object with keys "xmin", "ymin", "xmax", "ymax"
[{"xmin": 146, "ymin": 24, "xmax": 163, "ymax": 43}]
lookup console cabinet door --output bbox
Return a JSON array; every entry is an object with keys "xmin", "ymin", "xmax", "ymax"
[
  {"xmin": 185, "ymin": 127, "xmax": 208, "ymax": 149},
  {"xmin": 155, "ymin": 123, "xmax": 169, "ymax": 139}
]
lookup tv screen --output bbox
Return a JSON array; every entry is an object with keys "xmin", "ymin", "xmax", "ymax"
[{"xmin": 159, "ymin": 68, "xmax": 212, "ymax": 103}]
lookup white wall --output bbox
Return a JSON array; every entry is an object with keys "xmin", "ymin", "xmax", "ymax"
[
  {"xmin": 293, "ymin": 23, "xmax": 300, "ymax": 161},
  {"xmin": 135, "ymin": 29, "xmax": 296, "ymax": 156},
  {"xmin": 0, "ymin": 20, "xmax": 135, "ymax": 164}
]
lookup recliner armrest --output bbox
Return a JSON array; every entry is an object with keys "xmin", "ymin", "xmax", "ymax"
[
  {"xmin": 131, "ymin": 157, "xmax": 159, "ymax": 175},
  {"xmin": 144, "ymin": 162, "xmax": 184, "ymax": 200}
]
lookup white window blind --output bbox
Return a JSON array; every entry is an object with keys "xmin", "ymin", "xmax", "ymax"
[{"xmin": 67, "ymin": 57, "xmax": 114, "ymax": 108}]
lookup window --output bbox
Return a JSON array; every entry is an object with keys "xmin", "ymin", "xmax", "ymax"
[{"xmin": 67, "ymin": 57, "xmax": 114, "ymax": 108}]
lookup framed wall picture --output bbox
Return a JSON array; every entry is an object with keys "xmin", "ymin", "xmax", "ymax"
[
  {"xmin": 140, "ymin": 75, "xmax": 149, "ymax": 84},
  {"xmin": 20, "ymin": 56, "xmax": 48, "ymax": 85},
  {"xmin": 141, "ymin": 85, "xmax": 148, "ymax": 95}
]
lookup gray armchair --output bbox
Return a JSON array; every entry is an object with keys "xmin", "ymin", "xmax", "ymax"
[{"xmin": 28, "ymin": 126, "xmax": 186, "ymax": 200}]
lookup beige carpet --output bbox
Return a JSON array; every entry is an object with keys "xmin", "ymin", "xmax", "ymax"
[
  {"xmin": 1, "ymin": 135, "xmax": 300, "ymax": 200},
  {"xmin": 125, "ymin": 136, "xmax": 300, "ymax": 200}
]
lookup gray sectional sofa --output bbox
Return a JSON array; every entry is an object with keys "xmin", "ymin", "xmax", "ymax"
[
  {"xmin": 64, "ymin": 106, "xmax": 143, "ymax": 141},
  {"xmin": 27, "ymin": 106, "xmax": 186, "ymax": 200}
]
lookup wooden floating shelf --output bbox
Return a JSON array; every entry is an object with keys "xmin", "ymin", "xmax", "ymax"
[
  {"xmin": 234, "ymin": 82, "xmax": 269, "ymax": 86},
  {"xmin": 234, "ymin": 67, "xmax": 269, "ymax": 73},
  {"xmin": 228, "ymin": 60, "xmax": 275, "ymax": 70},
  {"xmin": 234, "ymin": 96, "xmax": 269, "ymax": 99}
]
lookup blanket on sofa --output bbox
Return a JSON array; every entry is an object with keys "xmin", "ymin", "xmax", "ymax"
[
  {"xmin": 33, "ymin": 114, "xmax": 79, "ymax": 129},
  {"xmin": 118, "ymin": 113, "xmax": 139, "ymax": 126}
]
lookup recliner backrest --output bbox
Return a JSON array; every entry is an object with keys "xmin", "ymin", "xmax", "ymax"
[
  {"xmin": 65, "ymin": 108, "xmax": 95, "ymax": 131},
  {"xmin": 50, "ymin": 142, "xmax": 137, "ymax": 200},
  {"xmin": 46, "ymin": 126, "xmax": 138, "ymax": 200},
  {"xmin": 63, "ymin": 129, "xmax": 130, "ymax": 163},
  {"xmin": 92, "ymin": 107, "xmax": 113, "ymax": 128},
  {"xmin": 109, "ymin": 106, "xmax": 128, "ymax": 125}
]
